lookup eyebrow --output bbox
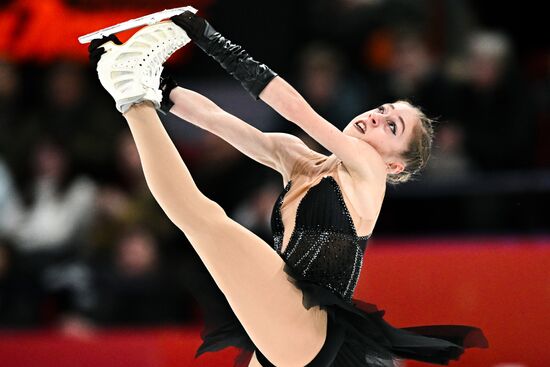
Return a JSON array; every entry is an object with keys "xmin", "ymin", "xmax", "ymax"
[{"xmin": 389, "ymin": 104, "xmax": 406, "ymax": 134}]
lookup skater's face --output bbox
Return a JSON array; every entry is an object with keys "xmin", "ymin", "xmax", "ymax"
[{"xmin": 343, "ymin": 101, "xmax": 421, "ymax": 174}]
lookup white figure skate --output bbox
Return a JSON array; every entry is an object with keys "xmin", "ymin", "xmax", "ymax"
[
  {"xmin": 96, "ymin": 21, "xmax": 191, "ymax": 113},
  {"xmin": 78, "ymin": 6, "xmax": 197, "ymax": 44}
]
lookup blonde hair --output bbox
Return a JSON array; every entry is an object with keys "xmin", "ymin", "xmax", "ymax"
[{"xmin": 387, "ymin": 101, "xmax": 434, "ymax": 184}]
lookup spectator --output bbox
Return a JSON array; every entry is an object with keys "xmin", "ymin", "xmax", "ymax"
[
  {"xmin": 94, "ymin": 227, "xmax": 195, "ymax": 326},
  {"xmin": 13, "ymin": 137, "xmax": 96, "ymax": 255},
  {"xmin": 425, "ymin": 123, "xmax": 472, "ymax": 180},
  {"xmin": 532, "ymin": 53, "xmax": 550, "ymax": 168},
  {"xmin": 90, "ymin": 131, "xmax": 177, "ymax": 259},
  {"xmin": 0, "ymin": 59, "xmax": 27, "ymax": 180},
  {"xmin": 0, "ymin": 237, "xmax": 36, "ymax": 328},
  {"xmin": 232, "ymin": 180, "xmax": 281, "ymax": 243},
  {"xmin": 297, "ymin": 42, "xmax": 366, "ymax": 130},
  {"xmin": 0, "ymin": 158, "xmax": 23, "ymax": 239},
  {"xmin": 385, "ymin": 28, "xmax": 460, "ymax": 121},
  {"xmin": 26, "ymin": 60, "xmax": 123, "ymax": 180},
  {"xmin": 456, "ymin": 31, "xmax": 535, "ymax": 171}
]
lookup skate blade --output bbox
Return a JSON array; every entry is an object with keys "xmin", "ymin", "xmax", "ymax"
[{"xmin": 78, "ymin": 6, "xmax": 197, "ymax": 44}]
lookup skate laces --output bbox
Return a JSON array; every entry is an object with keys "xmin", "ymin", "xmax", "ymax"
[
  {"xmin": 135, "ymin": 26, "xmax": 184, "ymax": 88},
  {"xmin": 96, "ymin": 23, "xmax": 187, "ymax": 112}
]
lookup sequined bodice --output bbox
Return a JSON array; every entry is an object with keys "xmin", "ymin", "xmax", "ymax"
[{"xmin": 270, "ymin": 176, "xmax": 369, "ymax": 303}]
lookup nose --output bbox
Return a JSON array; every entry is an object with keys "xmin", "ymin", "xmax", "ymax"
[{"xmin": 369, "ymin": 113, "xmax": 381, "ymax": 127}]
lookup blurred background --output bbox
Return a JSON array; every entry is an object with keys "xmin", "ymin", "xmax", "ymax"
[{"xmin": 0, "ymin": 0, "xmax": 548, "ymax": 366}]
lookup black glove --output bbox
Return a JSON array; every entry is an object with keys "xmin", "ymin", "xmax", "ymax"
[
  {"xmin": 170, "ymin": 10, "xmax": 210, "ymax": 42},
  {"xmin": 171, "ymin": 11, "xmax": 277, "ymax": 100},
  {"xmin": 158, "ymin": 75, "xmax": 179, "ymax": 115},
  {"xmin": 88, "ymin": 34, "xmax": 122, "ymax": 69}
]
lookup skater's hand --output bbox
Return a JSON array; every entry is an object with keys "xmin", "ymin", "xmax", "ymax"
[
  {"xmin": 171, "ymin": 11, "xmax": 210, "ymax": 41},
  {"xmin": 88, "ymin": 35, "xmax": 122, "ymax": 69},
  {"xmin": 171, "ymin": 10, "xmax": 276, "ymax": 100}
]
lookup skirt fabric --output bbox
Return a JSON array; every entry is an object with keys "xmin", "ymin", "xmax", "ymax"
[{"xmin": 196, "ymin": 264, "xmax": 488, "ymax": 367}]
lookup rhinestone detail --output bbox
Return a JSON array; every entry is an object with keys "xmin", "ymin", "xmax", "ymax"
[{"xmin": 270, "ymin": 176, "xmax": 370, "ymax": 303}]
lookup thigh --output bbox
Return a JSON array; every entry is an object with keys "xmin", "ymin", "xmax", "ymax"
[{"xmin": 183, "ymin": 200, "xmax": 327, "ymax": 366}]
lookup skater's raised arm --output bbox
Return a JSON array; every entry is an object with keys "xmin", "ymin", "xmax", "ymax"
[
  {"xmin": 170, "ymin": 12, "xmax": 388, "ymax": 181},
  {"xmin": 258, "ymin": 77, "xmax": 386, "ymax": 179},
  {"xmin": 166, "ymin": 85, "xmax": 312, "ymax": 182}
]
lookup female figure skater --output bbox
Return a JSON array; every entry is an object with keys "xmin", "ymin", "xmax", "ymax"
[{"xmin": 88, "ymin": 12, "xmax": 487, "ymax": 367}]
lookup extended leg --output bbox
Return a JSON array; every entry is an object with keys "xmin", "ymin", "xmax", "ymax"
[
  {"xmin": 90, "ymin": 22, "xmax": 327, "ymax": 366},
  {"xmin": 124, "ymin": 104, "xmax": 327, "ymax": 366}
]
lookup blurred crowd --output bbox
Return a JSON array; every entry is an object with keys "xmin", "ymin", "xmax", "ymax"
[{"xmin": 0, "ymin": 0, "xmax": 548, "ymax": 330}]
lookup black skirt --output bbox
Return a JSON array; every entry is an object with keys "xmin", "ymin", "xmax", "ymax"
[{"xmin": 195, "ymin": 264, "xmax": 489, "ymax": 367}]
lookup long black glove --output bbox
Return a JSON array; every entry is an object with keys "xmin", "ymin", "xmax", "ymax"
[{"xmin": 171, "ymin": 11, "xmax": 277, "ymax": 99}]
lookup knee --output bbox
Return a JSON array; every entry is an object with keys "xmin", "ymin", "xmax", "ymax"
[
  {"xmin": 197, "ymin": 197, "xmax": 227, "ymax": 218},
  {"xmin": 174, "ymin": 197, "xmax": 228, "ymax": 233},
  {"xmin": 201, "ymin": 199, "xmax": 231, "ymax": 227}
]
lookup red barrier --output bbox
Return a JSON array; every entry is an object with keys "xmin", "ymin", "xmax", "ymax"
[
  {"xmin": 356, "ymin": 237, "xmax": 550, "ymax": 367},
  {"xmin": 0, "ymin": 238, "xmax": 549, "ymax": 367},
  {"xmin": 0, "ymin": 328, "xmax": 239, "ymax": 367}
]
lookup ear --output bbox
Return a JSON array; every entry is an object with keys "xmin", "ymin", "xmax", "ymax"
[{"xmin": 386, "ymin": 160, "xmax": 405, "ymax": 175}]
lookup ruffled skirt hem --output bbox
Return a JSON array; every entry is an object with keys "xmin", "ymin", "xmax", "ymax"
[{"xmin": 196, "ymin": 264, "xmax": 488, "ymax": 367}]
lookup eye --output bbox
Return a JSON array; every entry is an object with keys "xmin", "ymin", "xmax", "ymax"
[
  {"xmin": 377, "ymin": 105, "xmax": 385, "ymax": 113},
  {"xmin": 388, "ymin": 121, "xmax": 397, "ymax": 135}
]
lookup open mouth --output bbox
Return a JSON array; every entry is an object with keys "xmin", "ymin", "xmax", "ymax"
[{"xmin": 354, "ymin": 121, "xmax": 366, "ymax": 134}]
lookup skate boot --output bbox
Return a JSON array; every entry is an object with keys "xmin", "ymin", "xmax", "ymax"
[{"xmin": 95, "ymin": 21, "xmax": 190, "ymax": 113}]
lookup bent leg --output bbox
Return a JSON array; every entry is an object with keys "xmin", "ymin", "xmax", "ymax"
[{"xmin": 123, "ymin": 103, "xmax": 326, "ymax": 366}]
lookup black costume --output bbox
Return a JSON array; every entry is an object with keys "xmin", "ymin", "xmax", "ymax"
[
  {"xmin": 85, "ymin": 9, "xmax": 489, "ymax": 367},
  {"xmin": 197, "ymin": 169, "xmax": 488, "ymax": 366},
  {"xmin": 86, "ymin": 11, "xmax": 487, "ymax": 366}
]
